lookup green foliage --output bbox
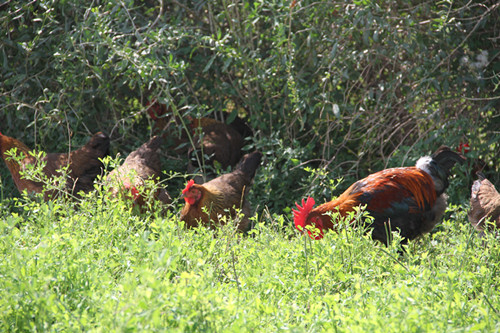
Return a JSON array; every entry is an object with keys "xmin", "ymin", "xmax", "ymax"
[
  {"xmin": 1, "ymin": 192, "xmax": 500, "ymax": 331},
  {"xmin": 2, "ymin": 1, "xmax": 499, "ymax": 196},
  {"xmin": 1, "ymin": 1, "xmax": 500, "ymax": 328}
]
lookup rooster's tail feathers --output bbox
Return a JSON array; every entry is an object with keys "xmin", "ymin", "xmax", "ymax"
[{"xmin": 431, "ymin": 146, "xmax": 466, "ymax": 176}]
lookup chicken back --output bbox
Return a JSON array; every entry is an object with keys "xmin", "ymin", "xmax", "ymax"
[{"xmin": 107, "ymin": 136, "xmax": 171, "ymax": 209}]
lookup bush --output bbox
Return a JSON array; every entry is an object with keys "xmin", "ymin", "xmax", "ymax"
[{"xmin": 1, "ymin": 0, "xmax": 499, "ymax": 212}]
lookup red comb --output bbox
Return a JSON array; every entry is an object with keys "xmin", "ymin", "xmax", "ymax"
[
  {"xmin": 130, "ymin": 187, "xmax": 140, "ymax": 201},
  {"xmin": 292, "ymin": 197, "xmax": 315, "ymax": 229},
  {"xmin": 182, "ymin": 179, "xmax": 195, "ymax": 196},
  {"xmin": 147, "ymin": 103, "xmax": 159, "ymax": 121},
  {"xmin": 457, "ymin": 142, "xmax": 470, "ymax": 154},
  {"xmin": 123, "ymin": 182, "xmax": 140, "ymax": 201},
  {"xmin": 146, "ymin": 100, "xmax": 167, "ymax": 121},
  {"xmin": 292, "ymin": 197, "xmax": 324, "ymax": 240}
]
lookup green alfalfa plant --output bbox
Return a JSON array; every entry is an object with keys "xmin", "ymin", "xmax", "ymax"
[
  {"xmin": 217, "ymin": 213, "xmax": 247, "ymax": 295},
  {"xmin": 302, "ymin": 166, "xmax": 345, "ymax": 202}
]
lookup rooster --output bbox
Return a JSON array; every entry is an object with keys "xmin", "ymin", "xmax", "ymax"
[
  {"xmin": 293, "ymin": 146, "xmax": 466, "ymax": 244},
  {"xmin": 107, "ymin": 136, "xmax": 171, "ymax": 210},
  {"xmin": 180, "ymin": 151, "xmax": 262, "ymax": 232},
  {"xmin": 0, "ymin": 131, "xmax": 110, "ymax": 199},
  {"xmin": 468, "ymin": 173, "xmax": 500, "ymax": 236}
]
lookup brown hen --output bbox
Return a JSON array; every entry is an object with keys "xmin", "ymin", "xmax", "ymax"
[
  {"xmin": 0, "ymin": 131, "xmax": 109, "ymax": 199},
  {"xmin": 107, "ymin": 136, "xmax": 171, "ymax": 210},
  {"xmin": 180, "ymin": 151, "xmax": 262, "ymax": 232},
  {"xmin": 147, "ymin": 100, "xmax": 253, "ymax": 141},
  {"xmin": 469, "ymin": 173, "xmax": 500, "ymax": 236},
  {"xmin": 187, "ymin": 121, "xmax": 244, "ymax": 179},
  {"xmin": 147, "ymin": 101, "xmax": 251, "ymax": 178}
]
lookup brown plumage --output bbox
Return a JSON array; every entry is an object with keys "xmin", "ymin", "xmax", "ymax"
[
  {"xmin": 469, "ymin": 173, "xmax": 500, "ymax": 235},
  {"xmin": 0, "ymin": 131, "xmax": 110, "ymax": 199},
  {"xmin": 187, "ymin": 121, "xmax": 244, "ymax": 177},
  {"xmin": 147, "ymin": 100, "xmax": 251, "ymax": 176},
  {"xmin": 107, "ymin": 136, "xmax": 171, "ymax": 209},
  {"xmin": 180, "ymin": 151, "xmax": 262, "ymax": 232},
  {"xmin": 147, "ymin": 100, "xmax": 253, "ymax": 141},
  {"xmin": 293, "ymin": 146, "xmax": 465, "ymax": 244}
]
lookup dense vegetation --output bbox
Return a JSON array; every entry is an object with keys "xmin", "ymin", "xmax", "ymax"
[
  {"xmin": 1, "ymin": 196, "xmax": 499, "ymax": 331},
  {"xmin": 1, "ymin": 0, "xmax": 499, "ymax": 331}
]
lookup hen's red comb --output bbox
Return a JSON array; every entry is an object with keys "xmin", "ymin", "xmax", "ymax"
[
  {"xmin": 292, "ymin": 197, "xmax": 315, "ymax": 229},
  {"xmin": 457, "ymin": 142, "xmax": 470, "ymax": 154},
  {"xmin": 182, "ymin": 179, "xmax": 195, "ymax": 196},
  {"xmin": 129, "ymin": 187, "xmax": 140, "ymax": 201},
  {"xmin": 123, "ymin": 182, "xmax": 140, "ymax": 201},
  {"xmin": 146, "ymin": 100, "xmax": 167, "ymax": 121}
]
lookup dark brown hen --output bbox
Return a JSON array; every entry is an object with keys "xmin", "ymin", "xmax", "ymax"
[
  {"xmin": 147, "ymin": 101, "xmax": 251, "ymax": 177},
  {"xmin": 187, "ymin": 121, "xmax": 244, "ymax": 178},
  {"xmin": 147, "ymin": 100, "xmax": 253, "ymax": 141}
]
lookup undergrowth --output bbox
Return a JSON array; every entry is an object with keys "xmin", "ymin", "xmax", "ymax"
[{"xmin": 0, "ymin": 191, "xmax": 498, "ymax": 332}]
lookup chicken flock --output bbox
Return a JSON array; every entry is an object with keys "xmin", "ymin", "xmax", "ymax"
[{"xmin": 1, "ymin": 106, "xmax": 499, "ymax": 245}]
